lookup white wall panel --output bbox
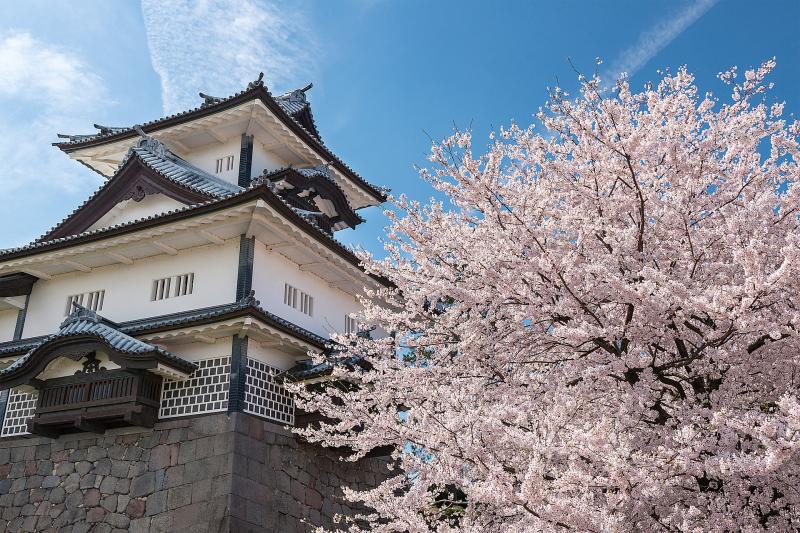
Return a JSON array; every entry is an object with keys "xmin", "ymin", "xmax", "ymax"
[
  {"xmin": 251, "ymin": 241, "xmax": 361, "ymax": 338},
  {"xmin": 87, "ymin": 194, "xmax": 186, "ymax": 233},
  {"xmin": 0, "ymin": 310, "xmax": 17, "ymax": 343},
  {"xmin": 22, "ymin": 240, "xmax": 239, "ymax": 338}
]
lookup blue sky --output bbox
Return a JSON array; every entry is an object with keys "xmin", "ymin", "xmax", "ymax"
[{"xmin": 0, "ymin": 0, "xmax": 797, "ymax": 256}]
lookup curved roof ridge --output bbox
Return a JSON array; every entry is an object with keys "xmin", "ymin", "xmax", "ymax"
[{"xmin": 53, "ymin": 75, "xmax": 387, "ymax": 203}]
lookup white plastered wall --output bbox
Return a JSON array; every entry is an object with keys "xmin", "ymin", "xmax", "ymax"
[
  {"xmin": 180, "ymin": 138, "xmax": 241, "ymax": 185},
  {"xmin": 0, "ymin": 310, "xmax": 17, "ymax": 343},
  {"xmin": 246, "ymin": 339, "xmax": 296, "ymax": 370},
  {"xmin": 251, "ymin": 241, "xmax": 361, "ymax": 339},
  {"xmin": 87, "ymin": 194, "xmax": 186, "ymax": 233},
  {"xmin": 159, "ymin": 339, "xmax": 233, "ymax": 363},
  {"xmin": 251, "ymin": 144, "xmax": 290, "ymax": 177},
  {"xmin": 22, "ymin": 240, "xmax": 240, "ymax": 338}
]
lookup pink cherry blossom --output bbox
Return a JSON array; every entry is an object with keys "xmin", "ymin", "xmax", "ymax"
[{"xmin": 293, "ymin": 60, "xmax": 800, "ymax": 531}]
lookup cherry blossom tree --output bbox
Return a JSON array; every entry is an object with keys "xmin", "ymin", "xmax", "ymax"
[{"xmin": 294, "ymin": 60, "xmax": 800, "ymax": 531}]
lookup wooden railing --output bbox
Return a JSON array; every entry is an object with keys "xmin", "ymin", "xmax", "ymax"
[
  {"xmin": 26, "ymin": 369, "xmax": 163, "ymax": 436},
  {"xmin": 36, "ymin": 369, "xmax": 161, "ymax": 414}
]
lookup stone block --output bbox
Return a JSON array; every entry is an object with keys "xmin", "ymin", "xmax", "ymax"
[
  {"xmin": 24, "ymin": 475, "xmax": 43, "ymax": 489},
  {"xmin": 12, "ymin": 490, "xmax": 28, "ymax": 506},
  {"xmin": 41, "ymin": 475, "xmax": 60, "ymax": 488},
  {"xmin": 84, "ymin": 488, "xmax": 101, "ymax": 507},
  {"xmin": 114, "ymin": 478, "xmax": 130, "ymax": 494},
  {"xmin": 145, "ymin": 490, "xmax": 167, "ymax": 516},
  {"xmin": 164, "ymin": 465, "xmax": 184, "ymax": 489},
  {"xmin": 79, "ymin": 473, "xmax": 97, "ymax": 489},
  {"xmin": 126, "ymin": 497, "xmax": 145, "ymax": 518},
  {"xmin": 87, "ymin": 445, "xmax": 108, "ymax": 462},
  {"xmin": 149, "ymin": 445, "xmax": 174, "ymax": 471},
  {"xmin": 171, "ymin": 501, "xmax": 205, "ymax": 527},
  {"xmin": 99, "ymin": 475, "xmax": 118, "ymax": 494},
  {"xmin": 9, "ymin": 463, "xmax": 25, "ymax": 479},
  {"xmin": 65, "ymin": 490, "xmax": 82, "ymax": 509},
  {"xmin": 130, "ymin": 472, "xmax": 156, "ymax": 498},
  {"xmin": 150, "ymin": 512, "xmax": 172, "ymax": 532},
  {"xmin": 54, "ymin": 461, "xmax": 74, "ymax": 476},
  {"xmin": 101, "ymin": 494, "xmax": 118, "ymax": 512},
  {"xmin": 290, "ymin": 479, "xmax": 306, "ymax": 503},
  {"xmin": 35, "ymin": 460, "xmax": 53, "ymax": 476},
  {"xmin": 23, "ymin": 461, "xmax": 37, "ymax": 476},
  {"xmin": 191, "ymin": 478, "xmax": 211, "ymax": 503},
  {"xmin": 93, "ymin": 458, "xmax": 112, "ymax": 476},
  {"xmin": 105, "ymin": 512, "xmax": 130, "ymax": 529},
  {"xmin": 49, "ymin": 486, "xmax": 65, "ymax": 504},
  {"xmin": 86, "ymin": 506, "xmax": 106, "ymax": 523},
  {"xmin": 110, "ymin": 459, "xmax": 130, "ymax": 478},
  {"xmin": 168, "ymin": 484, "xmax": 192, "ymax": 509},
  {"xmin": 178, "ymin": 441, "xmax": 196, "ymax": 465},
  {"xmin": 116, "ymin": 494, "xmax": 131, "ymax": 513},
  {"xmin": 129, "ymin": 517, "xmax": 152, "ymax": 533},
  {"xmin": 75, "ymin": 461, "xmax": 92, "ymax": 475}
]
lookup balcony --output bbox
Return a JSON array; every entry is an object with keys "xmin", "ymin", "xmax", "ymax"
[{"xmin": 27, "ymin": 369, "xmax": 163, "ymax": 437}]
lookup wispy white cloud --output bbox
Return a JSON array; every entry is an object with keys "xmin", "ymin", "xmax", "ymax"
[
  {"xmin": 0, "ymin": 31, "xmax": 108, "ymax": 192},
  {"xmin": 140, "ymin": 0, "xmax": 319, "ymax": 115},
  {"xmin": 603, "ymin": 0, "xmax": 718, "ymax": 82}
]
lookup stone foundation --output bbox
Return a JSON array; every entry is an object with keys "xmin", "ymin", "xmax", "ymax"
[{"xmin": 0, "ymin": 413, "xmax": 389, "ymax": 532}]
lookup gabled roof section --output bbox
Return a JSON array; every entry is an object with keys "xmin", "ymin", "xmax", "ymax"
[
  {"xmin": 54, "ymin": 74, "xmax": 387, "ymax": 205},
  {"xmin": 39, "ymin": 133, "xmax": 243, "ymax": 242},
  {"xmin": 0, "ymin": 305, "xmax": 196, "ymax": 389},
  {"xmin": 0, "ymin": 182, "xmax": 393, "ymax": 289},
  {"xmin": 253, "ymin": 165, "xmax": 365, "ymax": 232}
]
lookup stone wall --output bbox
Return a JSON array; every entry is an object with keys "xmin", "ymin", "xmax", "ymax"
[
  {"xmin": 0, "ymin": 413, "xmax": 390, "ymax": 532},
  {"xmin": 228, "ymin": 413, "xmax": 389, "ymax": 532}
]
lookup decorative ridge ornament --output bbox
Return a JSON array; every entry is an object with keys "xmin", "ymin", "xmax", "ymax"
[
  {"xmin": 133, "ymin": 126, "xmax": 169, "ymax": 158},
  {"xmin": 238, "ymin": 289, "xmax": 260, "ymax": 308},
  {"xmin": 60, "ymin": 302, "xmax": 100, "ymax": 328},
  {"xmin": 93, "ymin": 124, "xmax": 127, "ymax": 136},
  {"xmin": 198, "ymin": 92, "xmax": 223, "ymax": 108},
  {"xmin": 247, "ymin": 72, "xmax": 265, "ymax": 90}
]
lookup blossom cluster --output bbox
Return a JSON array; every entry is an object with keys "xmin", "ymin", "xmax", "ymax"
[{"xmin": 294, "ymin": 60, "xmax": 800, "ymax": 532}]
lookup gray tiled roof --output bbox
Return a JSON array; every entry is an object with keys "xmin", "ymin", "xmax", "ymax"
[
  {"xmin": 0, "ymin": 306, "xmax": 195, "ymax": 377},
  {"xmin": 33, "ymin": 136, "xmax": 241, "ymax": 244},
  {"xmin": 127, "ymin": 137, "xmax": 242, "ymax": 198},
  {"xmin": 285, "ymin": 354, "xmax": 367, "ymax": 382},
  {"xmin": 57, "ymin": 81, "xmax": 320, "ymax": 146},
  {"xmin": 123, "ymin": 291, "xmax": 330, "ymax": 347},
  {"xmin": 0, "ymin": 294, "xmax": 330, "ymax": 361},
  {"xmin": 53, "ymin": 74, "xmax": 387, "ymax": 203}
]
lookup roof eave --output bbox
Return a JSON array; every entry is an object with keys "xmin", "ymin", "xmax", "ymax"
[{"xmin": 54, "ymin": 87, "xmax": 387, "ymax": 204}]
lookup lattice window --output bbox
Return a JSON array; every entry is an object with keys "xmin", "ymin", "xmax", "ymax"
[
  {"xmin": 244, "ymin": 358, "xmax": 294, "ymax": 425},
  {"xmin": 345, "ymin": 315, "xmax": 358, "ymax": 335},
  {"xmin": 151, "ymin": 273, "xmax": 194, "ymax": 301},
  {"xmin": 159, "ymin": 356, "xmax": 230, "ymax": 418},
  {"xmin": 215, "ymin": 155, "xmax": 235, "ymax": 173},
  {"xmin": 65, "ymin": 290, "xmax": 105, "ymax": 315},
  {"xmin": 284, "ymin": 283, "xmax": 313, "ymax": 317},
  {"xmin": 1, "ymin": 389, "xmax": 37, "ymax": 437}
]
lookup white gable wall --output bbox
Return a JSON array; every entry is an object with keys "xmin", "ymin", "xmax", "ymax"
[
  {"xmin": 22, "ymin": 240, "xmax": 239, "ymax": 338},
  {"xmin": 87, "ymin": 194, "xmax": 186, "ymax": 233},
  {"xmin": 180, "ymin": 138, "xmax": 241, "ymax": 185},
  {"xmin": 0, "ymin": 310, "xmax": 17, "ymax": 343},
  {"xmin": 251, "ymin": 242, "xmax": 361, "ymax": 339},
  {"xmin": 251, "ymin": 144, "xmax": 290, "ymax": 177}
]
